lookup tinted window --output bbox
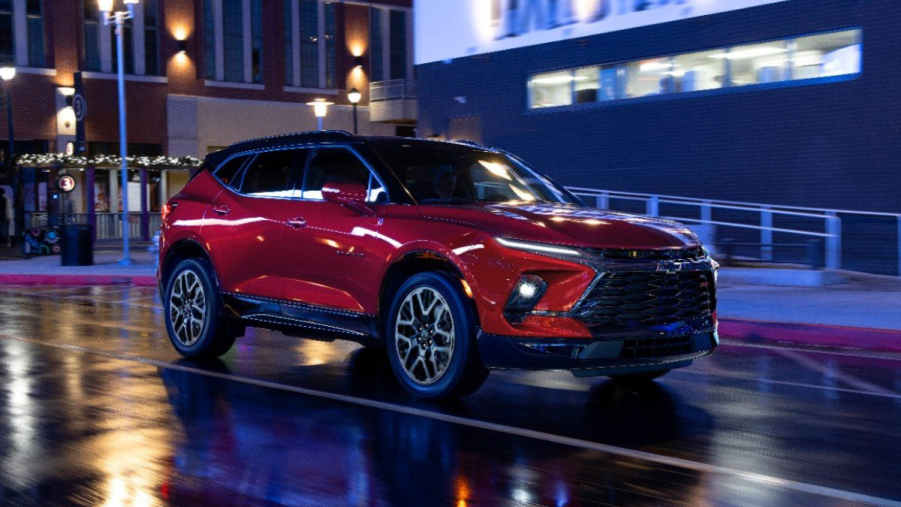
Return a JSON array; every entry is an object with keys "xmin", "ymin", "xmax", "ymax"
[
  {"xmin": 214, "ymin": 155, "xmax": 249, "ymax": 188},
  {"xmin": 240, "ymin": 150, "xmax": 298, "ymax": 197},
  {"xmin": 302, "ymin": 148, "xmax": 386, "ymax": 202}
]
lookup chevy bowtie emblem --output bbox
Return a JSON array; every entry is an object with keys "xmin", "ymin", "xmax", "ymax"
[{"xmin": 658, "ymin": 260, "xmax": 684, "ymax": 275}]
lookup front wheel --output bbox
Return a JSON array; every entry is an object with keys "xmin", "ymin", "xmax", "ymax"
[
  {"xmin": 163, "ymin": 258, "xmax": 236, "ymax": 359},
  {"xmin": 386, "ymin": 272, "xmax": 489, "ymax": 400}
]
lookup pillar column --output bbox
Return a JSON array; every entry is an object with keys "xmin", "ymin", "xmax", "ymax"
[
  {"xmin": 87, "ymin": 167, "xmax": 96, "ymax": 243},
  {"xmin": 140, "ymin": 168, "xmax": 149, "ymax": 241}
]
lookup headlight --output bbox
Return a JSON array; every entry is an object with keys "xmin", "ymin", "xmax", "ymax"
[{"xmin": 495, "ymin": 237, "xmax": 582, "ymax": 258}]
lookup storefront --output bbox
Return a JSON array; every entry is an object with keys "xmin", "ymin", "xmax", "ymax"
[
  {"xmin": 15, "ymin": 154, "xmax": 199, "ymax": 241},
  {"xmin": 414, "ymin": 0, "xmax": 900, "ymax": 213}
]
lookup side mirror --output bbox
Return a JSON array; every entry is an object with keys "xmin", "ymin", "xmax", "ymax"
[{"xmin": 321, "ymin": 182, "xmax": 375, "ymax": 216}]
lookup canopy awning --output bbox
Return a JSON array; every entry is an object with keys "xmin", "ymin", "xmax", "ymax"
[{"xmin": 15, "ymin": 153, "xmax": 203, "ymax": 170}]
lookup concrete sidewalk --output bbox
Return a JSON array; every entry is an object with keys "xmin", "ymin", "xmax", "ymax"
[{"xmin": 0, "ymin": 254, "xmax": 898, "ymax": 351}]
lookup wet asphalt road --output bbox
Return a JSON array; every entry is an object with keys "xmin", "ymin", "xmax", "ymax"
[{"xmin": 1, "ymin": 285, "xmax": 901, "ymax": 506}]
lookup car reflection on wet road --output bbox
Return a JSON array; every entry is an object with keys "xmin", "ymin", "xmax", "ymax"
[{"xmin": 1, "ymin": 285, "xmax": 901, "ymax": 506}]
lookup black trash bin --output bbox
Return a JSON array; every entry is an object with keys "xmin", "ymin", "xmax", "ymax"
[{"xmin": 60, "ymin": 224, "xmax": 94, "ymax": 266}]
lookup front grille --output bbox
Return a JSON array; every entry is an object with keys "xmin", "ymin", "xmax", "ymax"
[
  {"xmin": 584, "ymin": 247, "xmax": 706, "ymax": 262},
  {"xmin": 620, "ymin": 335, "xmax": 693, "ymax": 359},
  {"xmin": 572, "ymin": 271, "xmax": 716, "ymax": 327}
]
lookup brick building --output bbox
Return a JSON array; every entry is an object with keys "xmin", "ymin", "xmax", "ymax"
[{"xmin": 0, "ymin": 0, "xmax": 415, "ymax": 238}]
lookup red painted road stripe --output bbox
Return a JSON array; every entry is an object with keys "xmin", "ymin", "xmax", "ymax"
[{"xmin": 719, "ymin": 318, "xmax": 901, "ymax": 353}]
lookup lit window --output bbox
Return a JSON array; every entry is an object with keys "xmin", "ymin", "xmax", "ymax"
[
  {"xmin": 672, "ymin": 50, "xmax": 724, "ymax": 92},
  {"xmin": 720, "ymin": 41, "xmax": 789, "ymax": 86},
  {"xmin": 574, "ymin": 67, "xmax": 600, "ymax": 104},
  {"xmin": 793, "ymin": 30, "xmax": 860, "ymax": 80},
  {"xmin": 529, "ymin": 71, "xmax": 574, "ymax": 108},
  {"xmin": 626, "ymin": 57, "xmax": 672, "ymax": 98}
]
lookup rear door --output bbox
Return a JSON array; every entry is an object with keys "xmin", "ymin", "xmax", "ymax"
[
  {"xmin": 204, "ymin": 149, "xmax": 307, "ymax": 298},
  {"xmin": 279, "ymin": 147, "xmax": 389, "ymax": 314}
]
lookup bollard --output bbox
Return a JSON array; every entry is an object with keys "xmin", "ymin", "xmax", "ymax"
[
  {"xmin": 761, "ymin": 207, "xmax": 773, "ymax": 261},
  {"xmin": 646, "ymin": 195, "xmax": 659, "ymax": 217},
  {"xmin": 150, "ymin": 231, "xmax": 161, "ymax": 268}
]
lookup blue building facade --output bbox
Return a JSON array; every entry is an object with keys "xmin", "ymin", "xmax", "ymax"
[{"xmin": 416, "ymin": 0, "xmax": 900, "ymax": 214}]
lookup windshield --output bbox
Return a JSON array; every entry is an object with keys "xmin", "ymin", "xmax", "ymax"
[{"xmin": 370, "ymin": 143, "xmax": 582, "ymax": 205}]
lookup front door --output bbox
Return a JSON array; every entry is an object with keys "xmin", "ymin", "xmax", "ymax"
[{"xmin": 280, "ymin": 147, "xmax": 390, "ymax": 315}]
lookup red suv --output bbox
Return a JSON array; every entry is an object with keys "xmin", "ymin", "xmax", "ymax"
[{"xmin": 159, "ymin": 132, "xmax": 718, "ymax": 399}]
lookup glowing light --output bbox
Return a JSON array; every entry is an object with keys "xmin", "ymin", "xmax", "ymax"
[
  {"xmin": 518, "ymin": 282, "xmax": 538, "ymax": 298},
  {"xmin": 306, "ymin": 98, "xmax": 333, "ymax": 118},
  {"xmin": 710, "ymin": 47, "xmax": 787, "ymax": 60},
  {"xmin": 496, "ymin": 237, "xmax": 582, "ymax": 257},
  {"xmin": 478, "ymin": 160, "xmax": 512, "ymax": 180},
  {"xmin": 531, "ymin": 75, "xmax": 590, "ymax": 85},
  {"xmin": 640, "ymin": 61, "xmax": 673, "ymax": 72}
]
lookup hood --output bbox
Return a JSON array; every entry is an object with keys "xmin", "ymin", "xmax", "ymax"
[{"xmin": 419, "ymin": 202, "xmax": 701, "ymax": 250}]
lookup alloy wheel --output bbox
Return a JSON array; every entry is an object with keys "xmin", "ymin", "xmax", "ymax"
[
  {"xmin": 169, "ymin": 270, "xmax": 207, "ymax": 347},
  {"xmin": 394, "ymin": 287, "xmax": 456, "ymax": 385}
]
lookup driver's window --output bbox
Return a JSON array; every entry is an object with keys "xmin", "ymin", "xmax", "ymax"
[{"xmin": 301, "ymin": 148, "xmax": 387, "ymax": 203}]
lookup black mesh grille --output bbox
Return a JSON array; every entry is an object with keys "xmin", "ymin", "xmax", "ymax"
[
  {"xmin": 573, "ymin": 271, "xmax": 716, "ymax": 327},
  {"xmin": 584, "ymin": 247, "xmax": 706, "ymax": 262},
  {"xmin": 620, "ymin": 335, "xmax": 693, "ymax": 359}
]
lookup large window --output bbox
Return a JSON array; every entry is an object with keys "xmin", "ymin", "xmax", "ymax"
[
  {"xmin": 370, "ymin": 7, "xmax": 383, "ymax": 82},
  {"xmin": 26, "ymin": 0, "xmax": 44, "ymax": 67},
  {"xmin": 205, "ymin": 0, "xmax": 265, "ymax": 84},
  {"xmin": 285, "ymin": 0, "xmax": 340, "ymax": 90},
  {"xmin": 144, "ymin": 0, "xmax": 159, "ymax": 75},
  {"xmin": 389, "ymin": 10, "xmax": 407, "ymax": 80},
  {"xmin": 0, "ymin": 1, "xmax": 14, "ymax": 64},
  {"xmin": 222, "ymin": 0, "xmax": 243, "ymax": 82},
  {"xmin": 528, "ymin": 28, "xmax": 862, "ymax": 109},
  {"xmin": 203, "ymin": 0, "xmax": 215, "ymax": 78}
]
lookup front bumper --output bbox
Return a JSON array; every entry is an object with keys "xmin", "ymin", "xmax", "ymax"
[{"xmin": 477, "ymin": 317, "xmax": 718, "ymax": 376}]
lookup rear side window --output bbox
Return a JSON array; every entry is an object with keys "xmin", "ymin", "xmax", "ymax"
[
  {"xmin": 301, "ymin": 148, "xmax": 387, "ymax": 202},
  {"xmin": 213, "ymin": 155, "xmax": 249, "ymax": 188},
  {"xmin": 239, "ymin": 150, "xmax": 300, "ymax": 197}
]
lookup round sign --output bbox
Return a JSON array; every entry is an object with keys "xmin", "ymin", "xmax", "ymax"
[
  {"xmin": 65, "ymin": 141, "xmax": 75, "ymax": 156},
  {"xmin": 57, "ymin": 175, "xmax": 76, "ymax": 193},
  {"xmin": 72, "ymin": 94, "xmax": 87, "ymax": 122}
]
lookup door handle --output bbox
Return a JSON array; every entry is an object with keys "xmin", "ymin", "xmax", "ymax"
[
  {"xmin": 286, "ymin": 217, "xmax": 307, "ymax": 229},
  {"xmin": 212, "ymin": 205, "xmax": 230, "ymax": 216}
]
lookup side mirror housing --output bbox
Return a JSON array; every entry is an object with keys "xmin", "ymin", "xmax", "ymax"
[{"xmin": 321, "ymin": 182, "xmax": 375, "ymax": 216}]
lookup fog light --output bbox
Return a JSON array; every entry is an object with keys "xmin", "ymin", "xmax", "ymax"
[{"xmin": 505, "ymin": 275, "xmax": 549, "ymax": 323}]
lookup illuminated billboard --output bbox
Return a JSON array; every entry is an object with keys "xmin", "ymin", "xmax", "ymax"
[{"xmin": 415, "ymin": 0, "xmax": 791, "ymax": 64}]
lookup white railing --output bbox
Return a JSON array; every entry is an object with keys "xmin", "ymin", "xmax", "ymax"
[
  {"xmin": 564, "ymin": 187, "xmax": 901, "ymax": 276},
  {"xmin": 27, "ymin": 212, "xmax": 161, "ymax": 241},
  {"xmin": 370, "ymin": 79, "xmax": 417, "ymax": 102}
]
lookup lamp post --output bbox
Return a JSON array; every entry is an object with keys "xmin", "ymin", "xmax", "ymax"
[
  {"xmin": 347, "ymin": 88, "xmax": 361, "ymax": 135},
  {"xmin": 100, "ymin": 0, "xmax": 138, "ymax": 266},
  {"xmin": 1, "ymin": 64, "xmax": 17, "ymax": 243},
  {"xmin": 306, "ymin": 99, "xmax": 333, "ymax": 131}
]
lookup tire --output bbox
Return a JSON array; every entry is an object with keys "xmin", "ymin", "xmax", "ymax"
[
  {"xmin": 163, "ymin": 258, "xmax": 236, "ymax": 359},
  {"xmin": 607, "ymin": 369, "xmax": 671, "ymax": 384},
  {"xmin": 385, "ymin": 272, "xmax": 489, "ymax": 400}
]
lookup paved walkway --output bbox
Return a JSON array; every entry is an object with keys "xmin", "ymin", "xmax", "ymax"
[{"xmin": 0, "ymin": 252, "xmax": 898, "ymax": 350}]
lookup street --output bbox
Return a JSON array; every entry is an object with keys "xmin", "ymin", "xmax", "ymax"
[{"xmin": 1, "ymin": 284, "xmax": 900, "ymax": 506}]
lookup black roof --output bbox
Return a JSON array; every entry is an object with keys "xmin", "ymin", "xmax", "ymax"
[{"xmin": 204, "ymin": 131, "xmax": 497, "ymax": 169}]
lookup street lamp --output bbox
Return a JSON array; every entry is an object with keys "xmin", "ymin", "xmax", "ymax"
[
  {"xmin": 306, "ymin": 99, "xmax": 333, "ymax": 131},
  {"xmin": 100, "ymin": 0, "xmax": 139, "ymax": 266},
  {"xmin": 1, "ymin": 64, "xmax": 17, "ymax": 243},
  {"xmin": 347, "ymin": 88, "xmax": 361, "ymax": 135}
]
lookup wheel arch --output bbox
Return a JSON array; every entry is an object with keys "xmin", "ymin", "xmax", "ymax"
[
  {"xmin": 378, "ymin": 250, "xmax": 479, "ymax": 336},
  {"xmin": 160, "ymin": 239, "xmax": 217, "ymax": 294}
]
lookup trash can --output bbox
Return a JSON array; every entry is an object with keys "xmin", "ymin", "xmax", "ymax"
[{"xmin": 60, "ymin": 224, "xmax": 94, "ymax": 266}]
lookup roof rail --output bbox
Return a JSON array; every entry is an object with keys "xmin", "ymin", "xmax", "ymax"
[{"xmin": 229, "ymin": 130, "xmax": 355, "ymax": 149}]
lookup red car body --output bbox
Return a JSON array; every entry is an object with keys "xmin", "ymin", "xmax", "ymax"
[{"xmin": 159, "ymin": 132, "xmax": 717, "ymax": 388}]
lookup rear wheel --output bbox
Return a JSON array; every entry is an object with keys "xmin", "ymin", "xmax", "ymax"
[
  {"xmin": 607, "ymin": 369, "xmax": 671, "ymax": 384},
  {"xmin": 164, "ymin": 258, "xmax": 236, "ymax": 358},
  {"xmin": 386, "ymin": 272, "xmax": 489, "ymax": 399}
]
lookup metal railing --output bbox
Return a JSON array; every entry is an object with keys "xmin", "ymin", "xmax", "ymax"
[
  {"xmin": 27, "ymin": 212, "xmax": 161, "ymax": 241},
  {"xmin": 564, "ymin": 187, "xmax": 901, "ymax": 276},
  {"xmin": 370, "ymin": 79, "xmax": 417, "ymax": 102}
]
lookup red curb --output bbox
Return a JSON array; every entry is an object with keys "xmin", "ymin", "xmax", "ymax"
[
  {"xmin": 0, "ymin": 274, "xmax": 157, "ymax": 287},
  {"xmin": 719, "ymin": 318, "xmax": 901, "ymax": 353}
]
